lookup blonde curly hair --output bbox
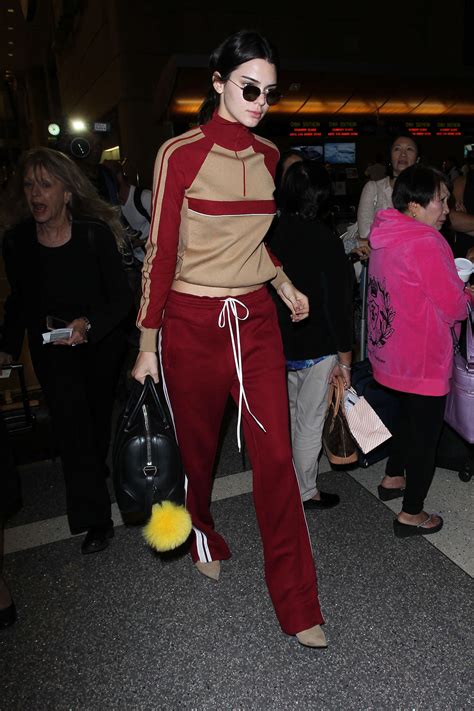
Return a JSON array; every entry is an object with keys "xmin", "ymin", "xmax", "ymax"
[{"xmin": 6, "ymin": 147, "xmax": 125, "ymax": 246}]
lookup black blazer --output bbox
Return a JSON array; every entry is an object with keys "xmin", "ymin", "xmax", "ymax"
[{"xmin": 0, "ymin": 217, "xmax": 132, "ymax": 360}]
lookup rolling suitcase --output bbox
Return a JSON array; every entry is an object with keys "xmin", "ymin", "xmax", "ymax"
[{"xmin": 436, "ymin": 422, "xmax": 474, "ymax": 482}]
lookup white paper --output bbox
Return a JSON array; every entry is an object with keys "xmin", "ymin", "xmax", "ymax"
[
  {"xmin": 42, "ymin": 328, "xmax": 73, "ymax": 344},
  {"xmin": 0, "ymin": 368, "xmax": 12, "ymax": 378}
]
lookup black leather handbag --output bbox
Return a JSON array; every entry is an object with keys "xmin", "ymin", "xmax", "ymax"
[{"xmin": 112, "ymin": 376, "xmax": 191, "ymax": 550}]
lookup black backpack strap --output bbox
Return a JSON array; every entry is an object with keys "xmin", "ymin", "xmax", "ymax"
[{"xmin": 133, "ymin": 187, "xmax": 151, "ymax": 223}]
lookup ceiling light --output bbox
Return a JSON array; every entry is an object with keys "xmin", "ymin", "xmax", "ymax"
[
  {"xmin": 70, "ymin": 118, "xmax": 87, "ymax": 132},
  {"xmin": 7, "ymin": 26, "xmax": 14, "ymax": 30},
  {"xmin": 8, "ymin": 8, "xmax": 15, "ymax": 12},
  {"xmin": 7, "ymin": 53, "xmax": 13, "ymax": 57},
  {"xmin": 8, "ymin": 41, "xmax": 14, "ymax": 45}
]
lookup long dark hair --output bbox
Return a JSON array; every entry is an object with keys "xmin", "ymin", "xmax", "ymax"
[
  {"xmin": 279, "ymin": 161, "xmax": 332, "ymax": 221},
  {"xmin": 197, "ymin": 30, "xmax": 279, "ymax": 125}
]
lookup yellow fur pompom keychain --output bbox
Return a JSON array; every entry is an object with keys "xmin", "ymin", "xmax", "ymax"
[{"xmin": 142, "ymin": 501, "xmax": 192, "ymax": 552}]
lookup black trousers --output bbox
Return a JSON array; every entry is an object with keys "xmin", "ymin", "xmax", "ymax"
[
  {"xmin": 385, "ymin": 390, "xmax": 446, "ymax": 515},
  {"xmin": 32, "ymin": 328, "xmax": 126, "ymax": 534}
]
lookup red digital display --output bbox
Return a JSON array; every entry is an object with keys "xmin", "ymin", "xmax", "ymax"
[
  {"xmin": 289, "ymin": 127, "xmax": 323, "ymax": 137},
  {"xmin": 327, "ymin": 130, "xmax": 358, "ymax": 136},
  {"xmin": 328, "ymin": 122, "xmax": 358, "ymax": 137},
  {"xmin": 436, "ymin": 123, "xmax": 462, "ymax": 137},
  {"xmin": 406, "ymin": 122, "xmax": 432, "ymax": 137}
]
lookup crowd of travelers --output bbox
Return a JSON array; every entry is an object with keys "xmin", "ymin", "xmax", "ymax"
[{"xmin": 1, "ymin": 30, "xmax": 473, "ymax": 648}]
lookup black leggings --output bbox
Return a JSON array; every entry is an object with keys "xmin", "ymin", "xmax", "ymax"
[{"xmin": 385, "ymin": 391, "xmax": 446, "ymax": 515}]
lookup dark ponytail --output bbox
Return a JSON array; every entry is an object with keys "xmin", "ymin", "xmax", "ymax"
[{"xmin": 197, "ymin": 29, "xmax": 279, "ymax": 125}]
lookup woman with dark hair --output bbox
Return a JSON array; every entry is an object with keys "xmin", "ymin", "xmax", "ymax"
[
  {"xmin": 274, "ymin": 149, "xmax": 303, "ymax": 198},
  {"xmin": 356, "ymin": 135, "xmax": 419, "ymax": 257},
  {"xmin": 0, "ymin": 147, "xmax": 132, "ymax": 554},
  {"xmin": 367, "ymin": 165, "xmax": 473, "ymax": 536},
  {"xmin": 271, "ymin": 161, "xmax": 353, "ymax": 510},
  {"xmin": 132, "ymin": 30, "xmax": 327, "ymax": 648}
]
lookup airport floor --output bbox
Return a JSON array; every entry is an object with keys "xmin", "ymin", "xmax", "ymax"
[{"xmin": 1, "ymin": 403, "xmax": 473, "ymax": 710}]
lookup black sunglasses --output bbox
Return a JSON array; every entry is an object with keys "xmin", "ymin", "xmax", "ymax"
[{"xmin": 227, "ymin": 79, "xmax": 282, "ymax": 106}]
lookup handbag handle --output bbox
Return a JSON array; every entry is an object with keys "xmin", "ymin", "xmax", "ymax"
[
  {"xmin": 450, "ymin": 303, "xmax": 474, "ymax": 361},
  {"xmin": 466, "ymin": 303, "xmax": 474, "ymax": 369},
  {"xmin": 125, "ymin": 375, "xmax": 171, "ymax": 430},
  {"xmin": 327, "ymin": 375, "xmax": 346, "ymax": 418}
]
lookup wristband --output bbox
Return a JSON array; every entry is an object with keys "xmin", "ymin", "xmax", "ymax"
[
  {"xmin": 338, "ymin": 361, "xmax": 351, "ymax": 371},
  {"xmin": 80, "ymin": 317, "xmax": 91, "ymax": 332}
]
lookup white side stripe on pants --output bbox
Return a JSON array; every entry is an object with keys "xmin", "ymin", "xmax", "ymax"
[{"xmin": 158, "ymin": 329, "xmax": 212, "ymax": 563}]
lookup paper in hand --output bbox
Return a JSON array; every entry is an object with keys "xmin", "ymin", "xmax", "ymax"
[{"xmin": 42, "ymin": 328, "xmax": 73, "ymax": 344}]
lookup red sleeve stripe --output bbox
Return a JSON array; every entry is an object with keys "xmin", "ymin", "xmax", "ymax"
[{"xmin": 138, "ymin": 130, "xmax": 203, "ymax": 327}]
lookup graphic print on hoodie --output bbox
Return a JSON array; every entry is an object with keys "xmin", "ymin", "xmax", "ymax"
[{"xmin": 367, "ymin": 275, "xmax": 396, "ymax": 359}]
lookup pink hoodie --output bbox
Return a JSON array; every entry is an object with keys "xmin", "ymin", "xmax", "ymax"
[{"xmin": 368, "ymin": 208, "xmax": 471, "ymax": 396}]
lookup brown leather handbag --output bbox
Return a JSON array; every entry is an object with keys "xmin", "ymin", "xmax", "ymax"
[{"xmin": 322, "ymin": 375, "xmax": 358, "ymax": 466}]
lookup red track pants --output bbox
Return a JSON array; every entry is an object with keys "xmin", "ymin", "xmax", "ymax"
[{"xmin": 159, "ymin": 287, "xmax": 324, "ymax": 634}]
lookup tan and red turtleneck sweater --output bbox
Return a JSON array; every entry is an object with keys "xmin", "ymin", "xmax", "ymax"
[{"xmin": 137, "ymin": 113, "xmax": 288, "ymax": 352}]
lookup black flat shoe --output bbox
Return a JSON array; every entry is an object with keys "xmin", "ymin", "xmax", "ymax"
[
  {"xmin": 393, "ymin": 514, "xmax": 443, "ymax": 538},
  {"xmin": 303, "ymin": 491, "xmax": 340, "ymax": 510},
  {"xmin": 378, "ymin": 484, "xmax": 405, "ymax": 501},
  {"xmin": 81, "ymin": 523, "xmax": 114, "ymax": 554},
  {"xmin": 0, "ymin": 603, "xmax": 17, "ymax": 629}
]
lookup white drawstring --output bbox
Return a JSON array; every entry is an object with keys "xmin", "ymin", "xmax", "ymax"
[{"xmin": 218, "ymin": 298, "xmax": 266, "ymax": 451}]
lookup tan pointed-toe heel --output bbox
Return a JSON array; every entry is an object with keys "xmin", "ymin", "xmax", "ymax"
[
  {"xmin": 296, "ymin": 625, "xmax": 327, "ymax": 648},
  {"xmin": 195, "ymin": 560, "xmax": 221, "ymax": 581}
]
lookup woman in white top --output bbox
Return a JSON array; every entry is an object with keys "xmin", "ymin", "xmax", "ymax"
[{"xmin": 357, "ymin": 135, "xmax": 419, "ymax": 245}]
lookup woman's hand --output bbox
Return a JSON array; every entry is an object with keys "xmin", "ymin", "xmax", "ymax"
[
  {"xmin": 329, "ymin": 353, "xmax": 352, "ymax": 390},
  {"xmin": 466, "ymin": 282, "xmax": 474, "ymax": 298},
  {"xmin": 329, "ymin": 362, "xmax": 351, "ymax": 390},
  {"xmin": 132, "ymin": 351, "xmax": 159, "ymax": 384},
  {"xmin": 53, "ymin": 317, "xmax": 89, "ymax": 347},
  {"xmin": 277, "ymin": 281, "xmax": 309, "ymax": 322},
  {"xmin": 352, "ymin": 239, "xmax": 371, "ymax": 261},
  {"xmin": 0, "ymin": 351, "xmax": 13, "ymax": 368}
]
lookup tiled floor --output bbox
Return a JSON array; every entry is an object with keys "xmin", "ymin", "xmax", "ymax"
[{"xmin": 1, "ymin": 405, "xmax": 473, "ymax": 710}]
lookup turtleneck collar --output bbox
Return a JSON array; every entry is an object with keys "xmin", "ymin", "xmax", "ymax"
[{"xmin": 201, "ymin": 111, "xmax": 253, "ymax": 151}]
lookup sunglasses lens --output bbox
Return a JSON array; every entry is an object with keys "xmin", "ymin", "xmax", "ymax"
[
  {"xmin": 242, "ymin": 85, "xmax": 261, "ymax": 102},
  {"xmin": 266, "ymin": 90, "xmax": 282, "ymax": 106}
]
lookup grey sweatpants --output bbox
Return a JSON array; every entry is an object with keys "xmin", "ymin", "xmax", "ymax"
[{"xmin": 288, "ymin": 355, "xmax": 337, "ymax": 501}]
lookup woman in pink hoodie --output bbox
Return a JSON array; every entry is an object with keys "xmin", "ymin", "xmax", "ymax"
[{"xmin": 368, "ymin": 165, "xmax": 473, "ymax": 537}]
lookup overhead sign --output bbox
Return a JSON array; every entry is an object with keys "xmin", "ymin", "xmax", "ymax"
[
  {"xmin": 288, "ymin": 119, "xmax": 474, "ymax": 139},
  {"xmin": 93, "ymin": 122, "xmax": 111, "ymax": 133}
]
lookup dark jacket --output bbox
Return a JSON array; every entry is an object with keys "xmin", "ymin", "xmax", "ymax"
[
  {"xmin": 271, "ymin": 214, "xmax": 353, "ymax": 360},
  {"xmin": 0, "ymin": 217, "xmax": 132, "ymax": 360}
]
